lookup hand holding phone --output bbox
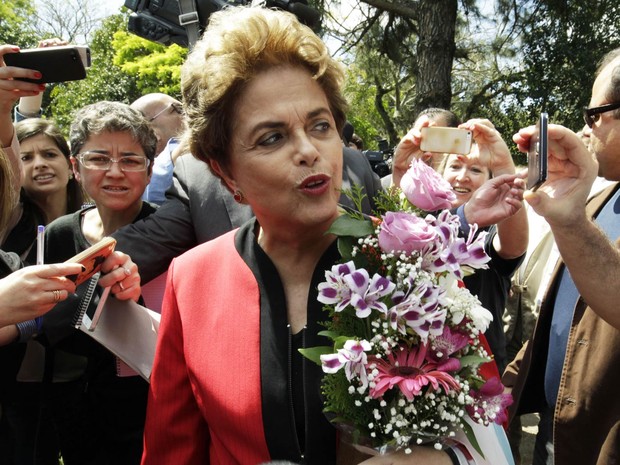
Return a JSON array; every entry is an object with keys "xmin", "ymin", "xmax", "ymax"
[
  {"xmin": 527, "ymin": 113, "xmax": 548, "ymax": 191},
  {"xmin": 4, "ymin": 46, "xmax": 89, "ymax": 84},
  {"xmin": 420, "ymin": 127, "xmax": 473, "ymax": 155}
]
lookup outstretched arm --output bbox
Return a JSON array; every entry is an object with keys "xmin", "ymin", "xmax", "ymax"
[
  {"xmin": 514, "ymin": 123, "xmax": 620, "ymax": 330},
  {"xmin": 462, "ymin": 119, "xmax": 528, "ymax": 259}
]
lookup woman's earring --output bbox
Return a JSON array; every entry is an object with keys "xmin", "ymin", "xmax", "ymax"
[{"xmin": 233, "ymin": 190, "xmax": 245, "ymax": 204}]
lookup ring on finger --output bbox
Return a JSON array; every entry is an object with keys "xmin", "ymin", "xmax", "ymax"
[{"xmin": 52, "ymin": 289, "xmax": 61, "ymax": 302}]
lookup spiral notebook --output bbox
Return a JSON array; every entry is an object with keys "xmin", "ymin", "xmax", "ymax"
[
  {"xmin": 72, "ymin": 273, "xmax": 106, "ymax": 329},
  {"xmin": 78, "ymin": 297, "xmax": 160, "ymax": 381}
]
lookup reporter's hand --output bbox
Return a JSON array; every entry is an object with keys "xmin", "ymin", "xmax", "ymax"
[
  {"xmin": 0, "ymin": 45, "xmax": 45, "ymax": 109},
  {"xmin": 0, "ymin": 263, "xmax": 82, "ymax": 327},
  {"xmin": 461, "ymin": 118, "xmax": 515, "ymax": 175},
  {"xmin": 98, "ymin": 251, "xmax": 141, "ymax": 302},
  {"xmin": 392, "ymin": 115, "xmax": 435, "ymax": 187},
  {"xmin": 464, "ymin": 173, "xmax": 526, "ymax": 228},
  {"xmin": 513, "ymin": 124, "xmax": 597, "ymax": 228}
]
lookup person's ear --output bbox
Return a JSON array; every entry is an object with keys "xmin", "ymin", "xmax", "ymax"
[
  {"xmin": 70, "ymin": 157, "xmax": 81, "ymax": 182},
  {"xmin": 209, "ymin": 159, "xmax": 237, "ymax": 193}
]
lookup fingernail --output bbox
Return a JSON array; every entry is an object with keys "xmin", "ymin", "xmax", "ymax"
[
  {"xmin": 34, "ymin": 71, "xmax": 42, "ymax": 78},
  {"xmin": 38, "ymin": 84, "xmax": 46, "ymax": 91}
]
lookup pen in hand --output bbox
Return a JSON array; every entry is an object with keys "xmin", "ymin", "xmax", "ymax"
[{"xmin": 36, "ymin": 225, "xmax": 45, "ymax": 265}]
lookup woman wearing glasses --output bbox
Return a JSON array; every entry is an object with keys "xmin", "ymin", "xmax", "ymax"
[{"xmin": 26, "ymin": 101, "xmax": 157, "ymax": 465}]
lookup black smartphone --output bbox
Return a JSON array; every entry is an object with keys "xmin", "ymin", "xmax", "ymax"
[
  {"xmin": 527, "ymin": 112, "xmax": 548, "ymax": 190},
  {"xmin": 4, "ymin": 46, "xmax": 89, "ymax": 84}
]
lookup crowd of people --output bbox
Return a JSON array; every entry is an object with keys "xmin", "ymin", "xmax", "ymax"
[{"xmin": 0, "ymin": 4, "xmax": 618, "ymax": 465}]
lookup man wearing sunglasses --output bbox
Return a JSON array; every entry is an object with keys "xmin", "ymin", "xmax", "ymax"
[
  {"xmin": 131, "ymin": 93, "xmax": 185, "ymax": 205},
  {"xmin": 504, "ymin": 48, "xmax": 620, "ymax": 465}
]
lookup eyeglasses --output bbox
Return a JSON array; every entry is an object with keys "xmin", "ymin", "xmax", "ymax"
[
  {"xmin": 77, "ymin": 152, "xmax": 150, "ymax": 172},
  {"xmin": 147, "ymin": 102, "xmax": 183, "ymax": 122},
  {"xmin": 583, "ymin": 101, "xmax": 620, "ymax": 128}
]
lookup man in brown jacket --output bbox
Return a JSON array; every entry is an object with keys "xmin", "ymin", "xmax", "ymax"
[{"xmin": 504, "ymin": 48, "xmax": 620, "ymax": 465}]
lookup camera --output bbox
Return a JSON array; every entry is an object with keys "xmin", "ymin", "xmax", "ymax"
[
  {"xmin": 363, "ymin": 139, "xmax": 393, "ymax": 178},
  {"xmin": 124, "ymin": 0, "xmax": 321, "ymax": 48}
]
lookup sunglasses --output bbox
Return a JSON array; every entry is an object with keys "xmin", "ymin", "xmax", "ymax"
[
  {"xmin": 147, "ymin": 102, "xmax": 184, "ymax": 122},
  {"xmin": 583, "ymin": 101, "xmax": 620, "ymax": 128}
]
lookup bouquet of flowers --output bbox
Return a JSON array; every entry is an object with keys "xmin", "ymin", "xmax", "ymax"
[{"xmin": 301, "ymin": 159, "xmax": 512, "ymax": 455}]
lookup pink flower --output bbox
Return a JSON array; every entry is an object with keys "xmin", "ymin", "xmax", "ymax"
[
  {"xmin": 427, "ymin": 327, "xmax": 469, "ymax": 371},
  {"xmin": 466, "ymin": 377, "xmax": 513, "ymax": 425},
  {"xmin": 370, "ymin": 344, "xmax": 461, "ymax": 400},
  {"xmin": 401, "ymin": 158, "xmax": 456, "ymax": 211},
  {"xmin": 378, "ymin": 211, "xmax": 437, "ymax": 255}
]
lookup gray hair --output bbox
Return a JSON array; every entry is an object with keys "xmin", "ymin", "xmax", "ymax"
[{"xmin": 69, "ymin": 101, "xmax": 158, "ymax": 163}]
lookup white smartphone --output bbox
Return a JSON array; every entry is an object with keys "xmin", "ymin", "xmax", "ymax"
[{"xmin": 420, "ymin": 127, "xmax": 473, "ymax": 155}]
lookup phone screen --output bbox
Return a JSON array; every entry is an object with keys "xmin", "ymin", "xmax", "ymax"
[{"xmin": 527, "ymin": 113, "xmax": 548, "ymax": 190}]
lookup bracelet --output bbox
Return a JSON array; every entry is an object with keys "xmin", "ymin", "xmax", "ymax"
[{"xmin": 445, "ymin": 446, "xmax": 460, "ymax": 465}]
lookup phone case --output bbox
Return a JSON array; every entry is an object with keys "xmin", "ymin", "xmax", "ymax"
[
  {"xmin": 65, "ymin": 237, "xmax": 117, "ymax": 286},
  {"xmin": 527, "ymin": 113, "xmax": 548, "ymax": 190},
  {"xmin": 420, "ymin": 127, "xmax": 473, "ymax": 155},
  {"xmin": 4, "ymin": 46, "xmax": 87, "ymax": 84}
]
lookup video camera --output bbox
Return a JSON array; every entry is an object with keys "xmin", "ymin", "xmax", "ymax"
[
  {"xmin": 123, "ymin": 0, "xmax": 321, "ymax": 48},
  {"xmin": 363, "ymin": 139, "xmax": 393, "ymax": 178}
]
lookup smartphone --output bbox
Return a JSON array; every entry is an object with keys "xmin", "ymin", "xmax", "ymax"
[
  {"xmin": 420, "ymin": 127, "xmax": 473, "ymax": 155},
  {"xmin": 4, "ymin": 46, "xmax": 89, "ymax": 84},
  {"xmin": 527, "ymin": 113, "xmax": 548, "ymax": 191},
  {"xmin": 65, "ymin": 237, "xmax": 117, "ymax": 286}
]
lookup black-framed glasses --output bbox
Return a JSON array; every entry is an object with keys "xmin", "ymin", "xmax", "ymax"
[
  {"xmin": 77, "ymin": 152, "xmax": 150, "ymax": 172},
  {"xmin": 147, "ymin": 102, "xmax": 183, "ymax": 122},
  {"xmin": 583, "ymin": 101, "xmax": 620, "ymax": 128}
]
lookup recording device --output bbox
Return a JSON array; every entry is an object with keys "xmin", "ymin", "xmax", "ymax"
[
  {"xmin": 419, "ymin": 127, "xmax": 473, "ymax": 155},
  {"xmin": 124, "ymin": 0, "xmax": 322, "ymax": 48},
  {"xmin": 4, "ymin": 46, "xmax": 91, "ymax": 84},
  {"xmin": 527, "ymin": 112, "xmax": 548, "ymax": 191},
  {"xmin": 363, "ymin": 139, "xmax": 393, "ymax": 178}
]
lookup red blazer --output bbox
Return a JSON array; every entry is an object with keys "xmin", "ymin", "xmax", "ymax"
[{"xmin": 142, "ymin": 223, "xmax": 338, "ymax": 464}]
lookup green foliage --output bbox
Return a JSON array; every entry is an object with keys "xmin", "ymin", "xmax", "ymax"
[
  {"xmin": 0, "ymin": 0, "xmax": 38, "ymax": 46},
  {"xmin": 47, "ymin": 13, "xmax": 141, "ymax": 132},
  {"xmin": 112, "ymin": 31, "xmax": 186, "ymax": 98}
]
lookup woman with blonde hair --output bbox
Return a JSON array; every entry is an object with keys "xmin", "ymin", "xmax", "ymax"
[{"xmin": 143, "ymin": 6, "xmax": 464, "ymax": 465}]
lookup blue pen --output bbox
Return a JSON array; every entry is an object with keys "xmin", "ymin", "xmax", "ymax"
[
  {"xmin": 36, "ymin": 225, "xmax": 46, "ymax": 332},
  {"xmin": 36, "ymin": 225, "xmax": 45, "ymax": 266}
]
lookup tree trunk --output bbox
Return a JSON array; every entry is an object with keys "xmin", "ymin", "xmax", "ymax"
[{"xmin": 414, "ymin": 0, "xmax": 458, "ymax": 116}]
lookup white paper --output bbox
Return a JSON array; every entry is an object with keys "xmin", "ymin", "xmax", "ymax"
[{"xmin": 79, "ymin": 296, "xmax": 160, "ymax": 381}]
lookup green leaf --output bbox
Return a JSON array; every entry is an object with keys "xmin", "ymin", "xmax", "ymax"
[
  {"xmin": 461, "ymin": 421, "xmax": 485, "ymax": 458},
  {"xmin": 317, "ymin": 330, "xmax": 340, "ymax": 340},
  {"xmin": 458, "ymin": 355, "xmax": 491, "ymax": 367},
  {"xmin": 337, "ymin": 235, "xmax": 356, "ymax": 261},
  {"xmin": 328, "ymin": 215, "xmax": 375, "ymax": 237},
  {"xmin": 298, "ymin": 346, "xmax": 333, "ymax": 366}
]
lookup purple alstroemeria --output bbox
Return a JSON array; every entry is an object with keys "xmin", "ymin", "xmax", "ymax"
[
  {"xmin": 423, "ymin": 211, "xmax": 490, "ymax": 279},
  {"xmin": 344, "ymin": 268, "xmax": 396, "ymax": 318},
  {"xmin": 320, "ymin": 339, "xmax": 372, "ymax": 388},
  {"xmin": 318, "ymin": 261, "xmax": 357, "ymax": 312},
  {"xmin": 389, "ymin": 282, "xmax": 447, "ymax": 341}
]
